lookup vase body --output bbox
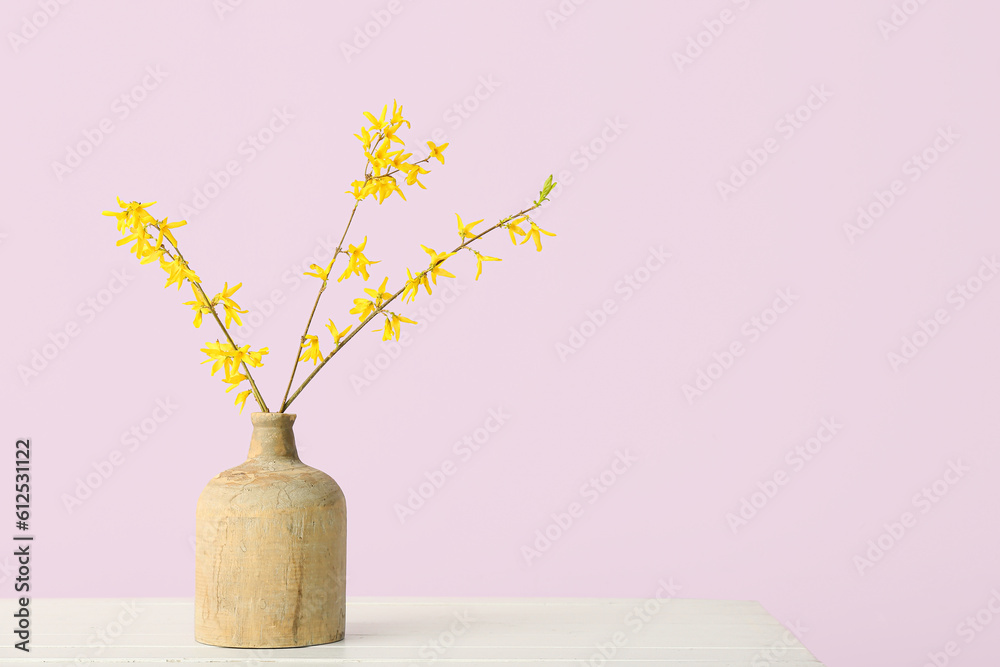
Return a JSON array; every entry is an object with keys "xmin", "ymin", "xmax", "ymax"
[{"xmin": 194, "ymin": 412, "xmax": 346, "ymax": 648}]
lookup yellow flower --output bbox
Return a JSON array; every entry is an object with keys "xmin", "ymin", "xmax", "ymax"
[
  {"xmin": 326, "ymin": 319, "xmax": 353, "ymax": 346},
  {"xmin": 383, "ymin": 122, "xmax": 405, "ymax": 145},
  {"xmin": 350, "ymin": 172, "xmax": 405, "ymax": 203},
  {"xmin": 421, "ymin": 245, "xmax": 456, "ymax": 284},
  {"xmin": 346, "ymin": 179, "xmax": 376, "ymax": 201},
  {"xmin": 390, "ymin": 99, "xmax": 410, "ymax": 129},
  {"xmin": 222, "ymin": 372, "xmax": 247, "ymax": 393},
  {"xmin": 364, "ymin": 104, "xmax": 389, "ymax": 131},
  {"xmin": 375, "ymin": 175, "xmax": 405, "ymax": 203},
  {"xmin": 375, "ymin": 312, "xmax": 417, "ymax": 341},
  {"xmin": 390, "ymin": 149, "xmax": 414, "ymax": 171},
  {"xmin": 427, "ymin": 140, "xmax": 448, "ymax": 164},
  {"xmin": 212, "ymin": 282, "xmax": 248, "ymax": 328},
  {"xmin": 234, "ymin": 389, "xmax": 252, "ymax": 414},
  {"xmin": 338, "ymin": 236, "xmax": 380, "ymax": 282},
  {"xmin": 102, "ymin": 204, "xmax": 131, "ymax": 233},
  {"xmin": 350, "ymin": 297, "xmax": 376, "ymax": 321},
  {"xmin": 153, "ymin": 217, "xmax": 186, "ymax": 250},
  {"xmin": 245, "ymin": 346, "xmax": 269, "ymax": 368},
  {"xmin": 375, "ymin": 316, "xmax": 393, "ymax": 341},
  {"xmin": 472, "ymin": 250, "xmax": 501, "ymax": 280},
  {"xmin": 201, "ymin": 341, "xmax": 268, "ymax": 379},
  {"xmin": 299, "ymin": 334, "xmax": 323, "ymax": 365},
  {"xmin": 229, "ymin": 344, "xmax": 267, "ymax": 376},
  {"xmin": 506, "ymin": 216, "xmax": 528, "ymax": 245},
  {"xmin": 402, "ymin": 163, "xmax": 429, "ymax": 189},
  {"xmin": 368, "ymin": 140, "xmax": 392, "ymax": 175},
  {"xmin": 401, "ymin": 268, "xmax": 431, "ymax": 302},
  {"xmin": 200, "ymin": 341, "xmax": 237, "ymax": 377},
  {"xmin": 304, "ymin": 263, "xmax": 330, "ymax": 280},
  {"xmin": 160, "ymin": 256, "xmax": 201, "ymax": 289},
  {"xmin": 389, "ymin": 312, "xmax": 417, "ymax": 340},
  {"xmin": 520, "ymin": 220, "xmax": 556, "ymax": 252},
  {"xmin": 456, "ymin": 213, "xmax": 484, "ymax": 241},
  {"xmin": 354, "ymin": 126, "xmax": 373, "ymax": 150},
  {"xmin": 182, "ymin": 283, "xmax": 213, "ymax": 328},
  {"xmin": 139, "ymin": 247, "xmax": 165, "ymax": 265},
  {"xmin": 116, "ymin": 224, "xmax": 155, "ymax": 259},
  {"xmin": 102, "ymin": 198, "xmax": 157, "ymax": 233},
  {"xmin": 364, "ymin": 276, "xmax": 392, "ymax": 307}
]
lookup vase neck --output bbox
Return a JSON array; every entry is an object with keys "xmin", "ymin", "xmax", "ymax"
[{"xmin": 248, "ymin": 413, "xmax": 299, "ymax": 461}]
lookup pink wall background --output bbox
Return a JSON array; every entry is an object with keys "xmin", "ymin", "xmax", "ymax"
[{"xmin": 2, "ymin": 1, "xmax": 999, "ymax": 665}]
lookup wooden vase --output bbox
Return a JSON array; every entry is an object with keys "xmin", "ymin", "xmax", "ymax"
[{"xmin": 194, "ymin": 412, "xmax": 346, "ymax": 648}]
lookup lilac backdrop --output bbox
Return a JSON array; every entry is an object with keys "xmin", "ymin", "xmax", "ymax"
[{"xmin": 2, "ymin": 1, "xmax": 999, "ymax": 665}]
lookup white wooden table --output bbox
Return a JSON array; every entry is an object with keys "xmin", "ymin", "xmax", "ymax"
[{"xmin": 1, "ymin": 597, "xmax": 826, "ymax": 665}]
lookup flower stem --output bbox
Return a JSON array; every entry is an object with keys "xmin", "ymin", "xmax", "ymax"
[{"xmin": 281, "ymin": 202, "xmax": 540, "ymax": 411}]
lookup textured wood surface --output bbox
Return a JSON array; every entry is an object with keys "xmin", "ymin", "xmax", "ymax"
[
  {"xmin": 0, "ymin": 598, "xmax": 826, "ymax": 664},
  {"xmin": 194, "ymin": 412, "xmax": 346, "ymax": 648}
]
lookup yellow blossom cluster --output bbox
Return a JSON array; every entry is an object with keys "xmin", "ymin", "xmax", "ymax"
[
  {"xmin": 346, "ymin": 100, "xmax": 448, "ymax": 204},
  {"xmin": 102, "ymin": 198, "xmax": 198, "ymax": 287},
  {"xmin": 200, "ymin": 342, "xmax": 269, "ymax": 412}
]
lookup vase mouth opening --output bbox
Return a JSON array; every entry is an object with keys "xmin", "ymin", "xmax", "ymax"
[{"xmin": 250, "ymin": 412, "xmax": 297, "ymax": 426}]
